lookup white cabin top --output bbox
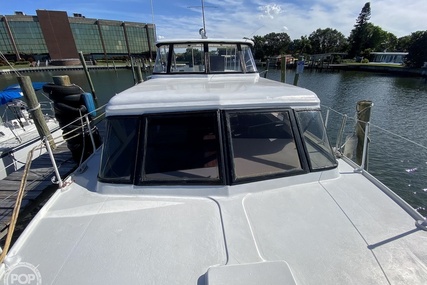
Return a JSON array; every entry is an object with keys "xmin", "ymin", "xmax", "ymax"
[
  {"xmin": 106, "ymin": 74, "xmax": 320, "ymax": 116},
  {"xmin": 155, "ymin": 38, "xmax": 255, "ymax": 46}
]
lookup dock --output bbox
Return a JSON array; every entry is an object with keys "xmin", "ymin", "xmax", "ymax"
[
  {"xmin": 0, "ymin": 141, "xmax": 77, "ymax": 242},
  {"xmin": 0, "ymin": 64, "xmax": 129, "ymax": 75}
]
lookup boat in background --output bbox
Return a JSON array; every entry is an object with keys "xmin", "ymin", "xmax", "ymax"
[
  {"xmin": 0, "ymin": 38, "xmax": 426, "ymax": 284},
  {"xmin": 0, "ymin": 82, "xmax": 59, "ymax": 179}
]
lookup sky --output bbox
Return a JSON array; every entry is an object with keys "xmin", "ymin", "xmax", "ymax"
[{"xmin": 2, "ymin": 0, "xmax": 426, "ymax": 40}]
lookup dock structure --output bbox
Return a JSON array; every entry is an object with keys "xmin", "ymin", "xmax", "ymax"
[
  {"xmin": 0, "ymin": 64, "xmax": 128, "ymax": 75},
  {"xmin": 0, "ymin": 142, "xmax": 77, "ymax": 241}
]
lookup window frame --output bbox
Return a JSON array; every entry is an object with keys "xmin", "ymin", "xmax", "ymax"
[
  {"xmin": 98, "ymin": 108, "xmax": 337, "ymax": 186},
  {"xmin": 295, "ymin": 109, "xmax": 338, "ymax": 172},
  {"xmin": 97, "ymin": 115, "xmax": 142, "ymax": 184},
  {"xmin": 223, "ymin": 109, "xmax": 310, "ymax": 185},
  {"xmin": 136, "ymin": 110, "xmax": 226, "ymax": 186}
]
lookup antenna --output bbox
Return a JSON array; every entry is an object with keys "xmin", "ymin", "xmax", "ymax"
[
  {"xmin": 201, "ymin": 0, "xmax": 206, "ymax": 36},
  {"xmin": 188, "ymin": 0, "xmax": 216, "ymax": 39}
]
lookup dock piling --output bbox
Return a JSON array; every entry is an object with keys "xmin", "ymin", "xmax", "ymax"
[
  {"xmin": 281, "ymin": 54, "xmax": 286, "ymax": 83},
  {"xmin": 78, "ymin": 51, "xmax": 97, "ymax": 100},
  {"xmin": 356, "ymin": 100, "xmax": 373, "ymax": 168},
  {"xmin": 17, "ymin": 76, "xmax": 56, "ymax": 149}
]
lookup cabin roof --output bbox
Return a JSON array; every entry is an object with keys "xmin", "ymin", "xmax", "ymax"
[
  {"xmin": 106, "ymin": 74, "xmax": 320, "ymax": 116},
  {"xmin": 155, "ymin": 38, "xmax": 254, "ymax": 46}
]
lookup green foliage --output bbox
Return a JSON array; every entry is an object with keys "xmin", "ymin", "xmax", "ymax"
[
  {"xmin": 252, "ymin": 35, "xmax": 267, "ymax": 59},
  {"xmin": 365, "ymin": 24, "xmax": 397, "ymax": 51},
  {"xmin": 356, "ymin": 2, "xmax": 371, "ymax": 26},
  {"xmin": 252, "ymin": 32, "xmax": 291, "ymax": 59},
  {"xmin": 290, "ymin": 36, "xmax": 311, "ymax": 56},
  {"xmin": 309, "ymin": 28, "xmax": 347, "ymax": 54},
  {"xmin": 396, "ymin": 35, "xmax": 411, "ymax": 51},
  {"xmin": 361, "ymin": 58, "xmax": 369, "ymax": 63},
  {"xmin": 348, "ymin": 2, "xmax": 371, "ymax": 57},
  {"xmin": 406, "ymin": 31, "xmax": 427, "ymax": 68}
]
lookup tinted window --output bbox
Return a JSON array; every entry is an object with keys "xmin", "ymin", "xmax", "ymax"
[
  {"xmin": 99, "ymin": 117, "xmax": 139, "ymax": 182},
  {"xmin": 228, "ymin": 111, "xmax": 303, "ymax": 180},
  {"xmin": 142, "ymin": 112, "xmax": 221, "ymax": 182},
  {"xmin": 296, "ymin": 110, "xmax": 337, "ymax": 170}
]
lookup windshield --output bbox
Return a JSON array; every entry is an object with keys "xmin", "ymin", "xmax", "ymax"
[
  {"xmin": 153, "ymin": 42, "xmax": 257, "ymax": 74},
  {"xmin": 99, "ymin": 109, "xmax": 336, "ymax": 185}
]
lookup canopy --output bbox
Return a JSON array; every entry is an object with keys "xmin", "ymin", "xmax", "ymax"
[{"xmin": 0, "ymin": 82, "xmax": 47, "ymax": 105}]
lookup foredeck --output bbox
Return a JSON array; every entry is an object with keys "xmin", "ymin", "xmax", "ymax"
[{"xmin": 4, "ymin": 151, "xmax": 426, "ymax": 284}]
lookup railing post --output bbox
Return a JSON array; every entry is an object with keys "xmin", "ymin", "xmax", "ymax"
[
  {"xmin": 84, "ymin": 115, "xmax": 97, "ymax": 152},
  {"xmin": 324, "ymin": 108, "xmax": 330, "ymax": 129},
  {"xmin": 44, "ymin": 137, "xmax": 63, "ymax": 188},
  {"xmin": 336, "ymin": 114, "xmax": 347, "ymax": 151},
  {"xmin": 357, "ymin": 122, "xmax": 370, "ymax": 171}
]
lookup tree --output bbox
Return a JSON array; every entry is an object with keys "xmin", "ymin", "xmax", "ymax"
[
  {"xmin": 406, "ymin": 31, "xmax": 427, "ymax": 68},
  {"xmin": 348, "ymin": 2, "xmax": 371, "ymax": 58},
  {"xmin": 309, "ymin": 28, "xmax": 347, "ymax": 54},
  {"xmin": 252, "ymin": 35, "xmax": 267, "ymax": 60},
  {"xmin": 263, "ymin": 32, "xmax": 292, "ymax": 57},
  {"xmin": 290, "ymin": 36, "xmax": 311, "ymax": 56},
  {"xmin": 365, "ymin": 24, "xmax": 397, "ymax": 52},
  {"xmin": 396, "ymin": 35, "xmax": 412, "ymax": 51}
]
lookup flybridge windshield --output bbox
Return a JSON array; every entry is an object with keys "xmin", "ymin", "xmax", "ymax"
[
  {"xmin": 153, "ymin": 42, "xmax": 257, "ymax": 74},
  {"xmin": 99, "ymin": 109, "xmax": 337, "ymax": 185}
]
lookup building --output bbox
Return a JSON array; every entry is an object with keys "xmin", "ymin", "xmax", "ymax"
[
  {"xmin": 370, "ymin": 52, "xmax": 408, "ymax": 65},
  {"xmin": 0, "ymin": 10, "xmax": 156, "ymax": 65}
]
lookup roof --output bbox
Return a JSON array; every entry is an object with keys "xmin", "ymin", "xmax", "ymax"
[
  {"xmin": 370, "ymin": 52, "xmax": 408, "ymax": 55},
  {"xmin": 106, "ymin": 74, "xmax": 320, "ymax": 116},
  {"xmin": 155, "ymin": 38, "xmax": 254, "ymax": 46}
]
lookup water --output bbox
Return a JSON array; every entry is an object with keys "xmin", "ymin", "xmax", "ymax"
[
  {"xmin": 267, "ymin": 69, "xmax": 427, "ymax": 216},
  {"xmin": 1, "ymin": 68, "xmax": 426, "ymax": 216}
]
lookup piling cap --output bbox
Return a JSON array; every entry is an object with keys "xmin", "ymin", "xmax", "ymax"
[{"xmin": 52, "ymin": 75, "xmax": 72, "ymax": 86}]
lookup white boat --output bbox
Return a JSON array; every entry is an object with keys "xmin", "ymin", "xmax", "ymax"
[
  {"xmin": 0, "ymin": 83, "xmax": 59, "ymax": 179},
  {"xmin": 0, "ymin": 38, "xmax": 426, "ymax": 284}
]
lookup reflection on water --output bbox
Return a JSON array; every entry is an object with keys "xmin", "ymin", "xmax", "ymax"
[
  {"xmin": 0, "ymin": 69, "xmax": 135, "ymax": 108},
  {"xmin": 1, "ymin": 68, "xmax": 426, "ymax": 215}
]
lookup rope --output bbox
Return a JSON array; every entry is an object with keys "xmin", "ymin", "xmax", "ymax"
[
  {"xmin": 0, "ymin": 146, "xmax": 34, "ymax": 263},
  {"xmin": 27, "ymin": 103, "xmax": 41, "ymax": 113},
  {"xmin": 322, "ymin": 105, "xmax": 427, "ymax": 151},
  {"xmin": 370, "ymin": 124, "xmax": 427, "ymax": 151}
]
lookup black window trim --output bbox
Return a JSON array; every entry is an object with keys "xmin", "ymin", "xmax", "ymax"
[
  {"xmin": 98, "ymin": 108, "xmax": 337, "ymax": 186},
  {"xmin": 295, "ymin": 108, "xmax": 338, "ymax": 172},
  {"xmin": 223, "ymin": 108, "xmax": 310, "ymax": 185},
  {"xmin": 137, "ymin": 110, "xmax": 226, "ymax": 186}
]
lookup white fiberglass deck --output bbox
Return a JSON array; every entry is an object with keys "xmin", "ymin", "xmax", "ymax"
[{"xmin": 2, "ymin": 150, "xmax": 426, "ymax": 284}]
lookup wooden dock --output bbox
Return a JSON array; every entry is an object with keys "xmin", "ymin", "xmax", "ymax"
[{"xmin": 0, "ymin": 142, "xmax": 77, "ymax": 241}]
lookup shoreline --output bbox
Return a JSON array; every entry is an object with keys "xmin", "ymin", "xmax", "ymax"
[
  {"xmin": 328, "ymin": 63, "xmax": 425, "ymax": 77},
  {"xmin": 0, "ymin": 64, "xmax": 130, "ymax": 75}
]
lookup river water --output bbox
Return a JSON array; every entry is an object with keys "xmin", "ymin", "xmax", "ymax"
[{"xmin": 1, "ymin": 67, "xmax": 426, "ymax": 216}]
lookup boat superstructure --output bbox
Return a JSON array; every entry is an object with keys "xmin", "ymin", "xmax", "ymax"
[{"xmin": 0, "ymin": 39, "xmax": 426, "ymax": 285}]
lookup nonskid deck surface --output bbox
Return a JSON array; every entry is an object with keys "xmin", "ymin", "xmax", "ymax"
[
  {"xmin": 0, "ymin": 122, "xmax": 106, "ymax": 241},
  {"xmin": 0, "ymin": 142, "xmax": 76, "ymax": 240},
  {"xmin": 4, "ymin": 153, "xmax": 426, "ymax": 284}
]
